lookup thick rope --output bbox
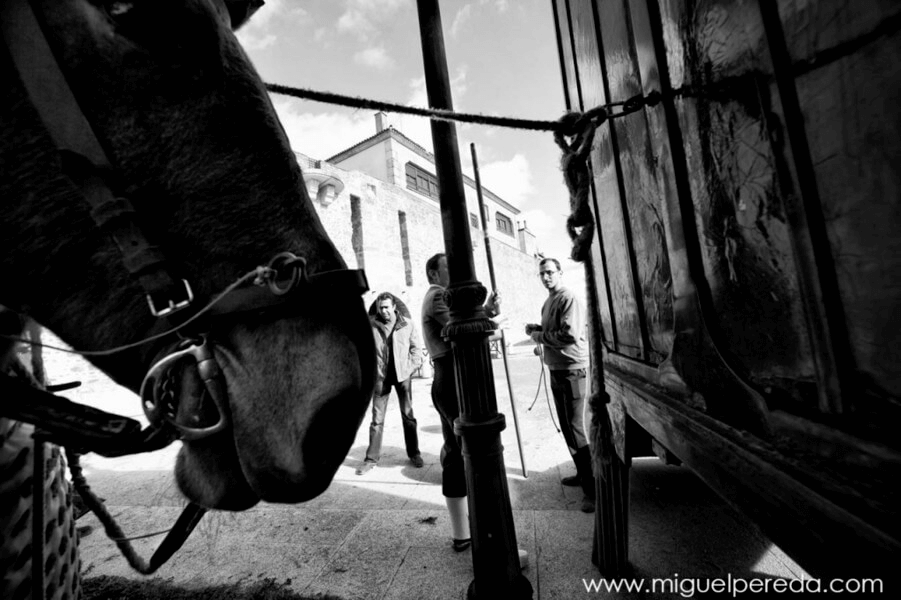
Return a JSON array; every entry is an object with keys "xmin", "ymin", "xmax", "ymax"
[
  {"xmin": 266, "ymin": 83, "xmax": 683, "ymax": 264},
  {"xmin": 67, "ymin": 449, "xmax": 207, "ymax": 575},
  {"xmin": 266, "ymin": 83, "xmax": 676, "ymax": 136},
  {"xmin": 66, "ymin": 449, "xmax": 156, "ymax": 573},
  {"xmin": 554, "ymin": 113, "xmax": 598, "ymax": 263}
]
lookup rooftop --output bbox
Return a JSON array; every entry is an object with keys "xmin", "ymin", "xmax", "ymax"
[{"xmin": 326, "ymin": 120, "xmax": 521, "ymax": 216}]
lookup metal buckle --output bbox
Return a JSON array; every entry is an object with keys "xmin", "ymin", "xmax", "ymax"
[{"xmin": 146, "ymin": 279, "xmax": 194, "ymax": 317}]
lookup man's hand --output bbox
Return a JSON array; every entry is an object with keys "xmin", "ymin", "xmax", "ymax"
[
  {"xmin": 485, "ymin": 290, "xmax": 501, "ymax": 316},
  {"xmin": 525, "ymin": 323, "xmax": 542, "ymax": 335}
]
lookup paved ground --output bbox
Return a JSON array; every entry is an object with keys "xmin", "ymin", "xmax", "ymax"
[{"xmin": 41, "ymin": 337, "xmax": 808, "ymax": 599}]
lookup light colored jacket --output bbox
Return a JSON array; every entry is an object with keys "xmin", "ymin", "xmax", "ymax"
[
  {"xmin": 532, "ymin": 286, "xmax": 588, "ymax": 370},
  {"xmin": 372, "ymin": 311, "xmax": 422, "ymax": 384}
]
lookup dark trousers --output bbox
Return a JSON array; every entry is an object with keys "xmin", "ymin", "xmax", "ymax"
[
  {"xmin": 549, "ymin": 368, "xmax": 594, "ymax": 499},
  {"xmin": 431, "ymin": 354, "xmax": 467, "ymax": 498},
  {"xmin": 365, "ymin": 376, "xmax": 419, "ymax": 463}
]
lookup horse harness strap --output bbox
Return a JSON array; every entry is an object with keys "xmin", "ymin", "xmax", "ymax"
[{"xmin": 1, "ymin": 0, "xmax": 192, "ymax": 317}]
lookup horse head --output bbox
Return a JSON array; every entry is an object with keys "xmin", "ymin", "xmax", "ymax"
[{"xmin": 0, "ymin": 0, "xmax": 376, "ymax": 510}]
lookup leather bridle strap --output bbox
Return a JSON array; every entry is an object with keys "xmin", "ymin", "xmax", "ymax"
[
  {"xmin": 0, "ymin": 0, "xmax": 190, "ymax": 316},
  {"xmin": 205, "ymin": 268, "xmax": 371, "ymax": 317},
  {"xmin": 0, "ymin": 373, "xmax": 177, "ymax": 456}
]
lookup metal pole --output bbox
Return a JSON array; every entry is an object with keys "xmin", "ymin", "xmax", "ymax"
[
  {"xmin": 415, "ymin": 2, "xmax": 532, "ymax": 598},
  {"xmin": 470, "ymin": 142, "xmax": 527, "ymax": 478}
]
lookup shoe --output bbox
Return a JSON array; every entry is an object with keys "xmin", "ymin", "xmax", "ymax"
[
  {"xmin": 355, "ymin": 462, "xmax": 376, "ymax": 476},
  {"xmin": 452, "ymin": 538, "xmax": 472, "ymax": 552},
  {"xmin": 580, "ymin": 497, "xmax": 596, "ymax": 513},
  {"xmin": 561, "ymin": 474, "xmax": 580, "ymax": 487},
  {"xmin": 410, "ymin": 454, "xmax": 424, "ymax": 468}
]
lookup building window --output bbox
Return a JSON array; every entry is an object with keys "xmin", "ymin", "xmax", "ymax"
[
  {"xmin": 495, "ymin": 212, "xmax": 514, "ymax": 237},
  {"xmin": 405, "ymin": 162, "xmax": 440, "ymax": 200},
  {"xmin": 469, "ymin": 213, "xmax": 480, "ymax": 229},
  {"xmin": 398, "ymin": 211, "xmax": 413, "ymax": 286}
]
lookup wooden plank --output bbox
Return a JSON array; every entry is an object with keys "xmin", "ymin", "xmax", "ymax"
[
  {"xmin": 606, "ymin": 366, "xmax": 899, "ymax": 580},
  {"xmin": 599, "ymin": 0, "xmax": 675, "ymax": 363},
  {"xmin": 561, "ymin": 0, "xmax": 616, "ymax": 347},
  {"xmin": 655, "ymin": 0, "xmax": 819, "ymax": 402},
  {"xmin": 569, "ymin": 0, "xmax": 645, "ymax": 359},
  {"xmin": 786, "ymin": 1, "xmax": 901, "ymax": 404},
  {"xmin": 553, "ymin": 0, "xmax": 581, "ymax": 110}
]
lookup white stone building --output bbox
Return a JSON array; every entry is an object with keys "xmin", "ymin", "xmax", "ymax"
[{"xmin": 299, "ymin": 113, "xmax": 546, "ymax": 343}]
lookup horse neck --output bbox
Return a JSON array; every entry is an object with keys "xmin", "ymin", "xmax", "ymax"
[{"xmin": 1, "ymin": 76, "xmax": 152, "ymax": 389}]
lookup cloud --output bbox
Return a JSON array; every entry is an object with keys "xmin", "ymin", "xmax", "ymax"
[
  {"xmin": 313, "ymin": 27, "xmax": 329, "ymax": 44},
  {"xmin": 337, "ymin": 0, "xmax": 408, "ymax": 41},
  {"xmin": 479, "ymin": 154, "xmax": 534, "ymax": 206},
  {"xmin": 353, "ymin": 45, "xmax": 396, "ymax": 70},
  {"xmin": 270, "ymin": 99, "xmax": 377, "ymax": 160},
  {"xmin": 519, "ymin": 208, "xmax": 573, "ymax": 261},
  {"xmin": 450, "ymin": 4, "xmax": 474, "ymax": 38},
  {"xmin": 479, "ymin": 0, "xmax": 510, "ymax": 12},
  {"xmin": 395, "ymin": 67, "xmax": 470, "ymax": 151},
  {"xmin": 235, "ymin": 0, "xmax": 309, "ymax": 51},
  {"xmin": 406, "ymin": 67, "xmax": 469, "ymax": 107},
  {"xmin": 240, "ymin": 33, "xmax": 278, "ymax": 50}
]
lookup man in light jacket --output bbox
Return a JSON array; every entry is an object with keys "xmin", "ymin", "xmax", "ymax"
[{"xmin": 357, "ymin": 292, "xmax": 424, "ymax": 475}]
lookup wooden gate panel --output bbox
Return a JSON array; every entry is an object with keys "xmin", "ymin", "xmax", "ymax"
[
  {"xmin": 554, "ymin": 0, "xmax": 901, "ymax": 579},
  {"xmin": 657, "ymin": 0, "xmax": 818, "ymax": 401},
  {"xmin": 555, "ymin": 0, "xmax": 618, "ymax": 348},
  {"xmin": 594, "ymin": 0, "xmax": 675, "ymax": 364},
  {"xmin": 783, "ymin": 1, "xmax": 901, "ymax": 403},
  {"xmin": 552, "ymin": 0, "xmax": 581, "ymax": 110},
  {"xmin": 564, "ymin": 0, "xmax": 646, "ymax": 359}
]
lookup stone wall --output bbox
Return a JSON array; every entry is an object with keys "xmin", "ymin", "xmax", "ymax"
[{"xmin": 303, "ymin": 158, "xmax": 546, "ymax": 347}]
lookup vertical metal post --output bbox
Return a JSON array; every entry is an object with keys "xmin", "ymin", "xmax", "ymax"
[
  {"xmin": 415, "ymin": 2, "xmax": 532, "ymax": 598},
  {"xmin": 470, "ymin": 142, "xmax": 527, "ymax": 478}
]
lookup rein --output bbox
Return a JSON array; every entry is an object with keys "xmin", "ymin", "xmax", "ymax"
[{"xmin": 1, "ymin": 0, "xmax": 369, "ymax": 576}]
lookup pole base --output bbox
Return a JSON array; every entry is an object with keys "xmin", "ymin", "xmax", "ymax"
[{"xmin": 466, "ymin": 573, "xmax": 533, "ymax": 599}]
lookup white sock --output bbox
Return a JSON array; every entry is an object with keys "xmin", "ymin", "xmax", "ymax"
[{"xmin": 446, "ymin": 496, "xmax": 470, "ymax": 540}]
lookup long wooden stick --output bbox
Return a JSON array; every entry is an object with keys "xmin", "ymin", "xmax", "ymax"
[{"xmin": 470, "ymin": 142, "xmax": 527, "ymax": 478}]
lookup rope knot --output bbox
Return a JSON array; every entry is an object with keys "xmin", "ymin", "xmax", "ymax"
[{"xmin": 554, "ymin": 110, "xmax": 598, "ymax": 263}]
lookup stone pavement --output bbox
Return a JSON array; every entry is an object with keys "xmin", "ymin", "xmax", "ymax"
[{"xmin": 45, "ymin": 342, "xmax": 808, "ymax": 599}]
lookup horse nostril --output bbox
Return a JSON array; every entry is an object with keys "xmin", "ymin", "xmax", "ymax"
[{"xmin": 302, "ymin": 388, "xmax": 364, "ymax": 469}]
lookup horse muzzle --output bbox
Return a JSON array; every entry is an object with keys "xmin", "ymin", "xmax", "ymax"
[{"xmin": 140, "ymin": 336, "xmax": 230, "ymax": 441}]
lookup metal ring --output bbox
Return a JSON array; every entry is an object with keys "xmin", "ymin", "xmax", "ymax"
[
  {"xmin": 140, "ymin": 337, "xmax": 228, "ymax": 440},
  {"xmin": 266, "ymin": 252, "xmax": 305, "ymax": 296}
]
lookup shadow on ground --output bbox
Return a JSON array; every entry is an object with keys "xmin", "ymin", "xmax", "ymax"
[
  {"xmin": 77, "ymin": 449, "xmax": 803, "ymax": 600},
  {"xmin": 83, "ymin": 576, "xmax": 344, "ymax": 600}
]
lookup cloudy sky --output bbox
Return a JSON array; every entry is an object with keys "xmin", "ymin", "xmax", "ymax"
[{"xmin": 236, "ymin": 0, "xmax": 577, "ymax": 265}]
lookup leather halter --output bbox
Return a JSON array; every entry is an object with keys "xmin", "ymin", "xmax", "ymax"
[{"xmin": 1, "ymin": 0, "xmax": 369, "ymax": 574}]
